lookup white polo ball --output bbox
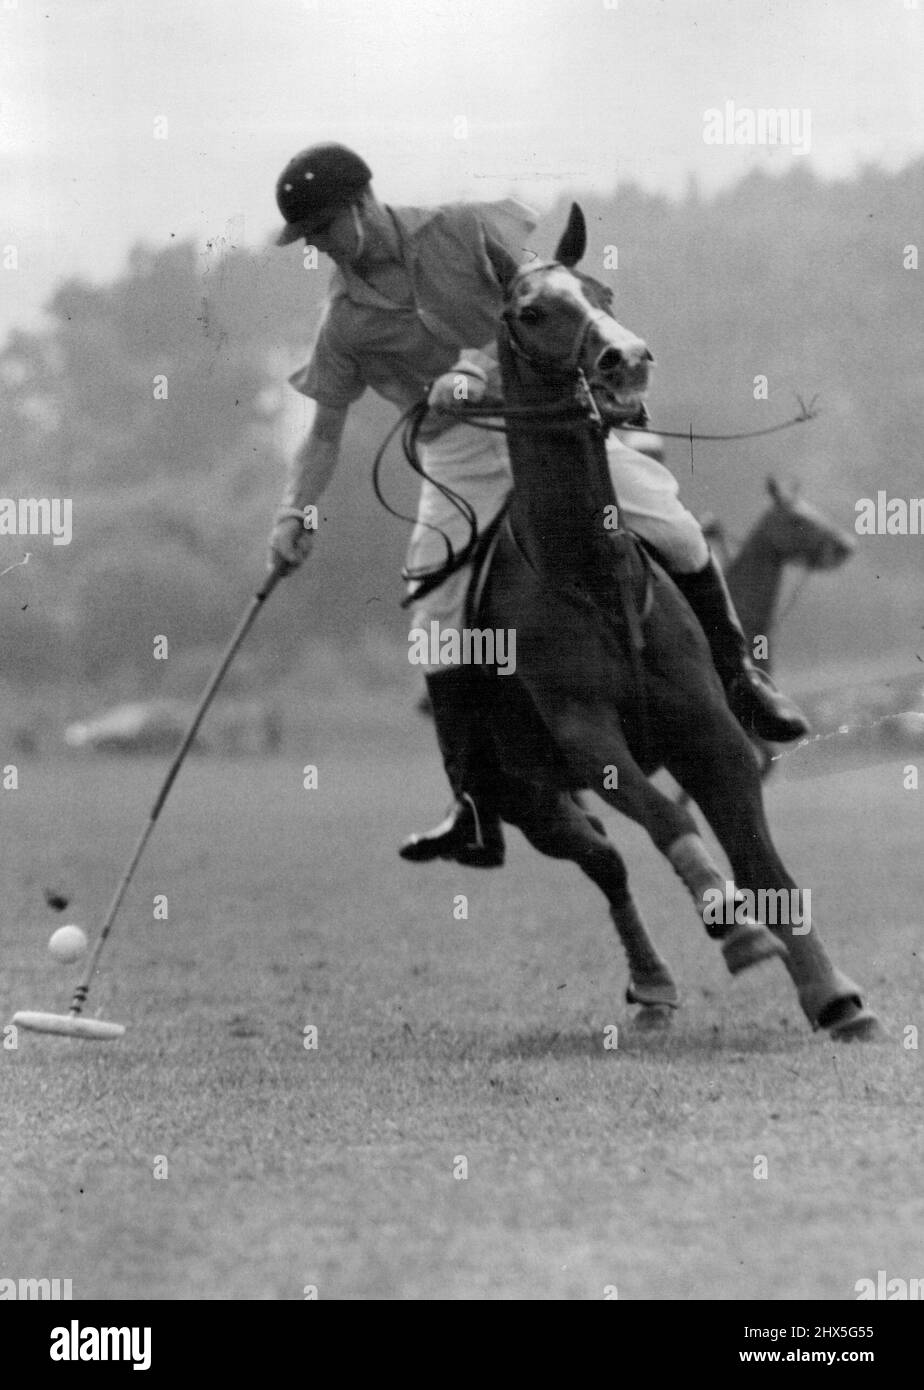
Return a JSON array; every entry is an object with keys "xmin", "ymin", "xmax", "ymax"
[{"xmin": 48, "ymin": 924, "xmax": 88, "ymax": 964}]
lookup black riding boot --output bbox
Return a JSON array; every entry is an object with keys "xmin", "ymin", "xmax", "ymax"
[
  {"xmin": 399, "ymin": 669, "xmax": 505, "ymax": 868},
  {"xmin": 672, "ymin": 554, "xmax": 810, "ymax": 743}
]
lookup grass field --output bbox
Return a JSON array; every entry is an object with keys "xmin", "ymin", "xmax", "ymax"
[{"xmin": 1, "ymin": 711, "xmax": 921, "ymax": 1301}]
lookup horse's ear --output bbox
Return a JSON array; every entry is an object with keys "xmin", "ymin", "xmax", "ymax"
[
  {"xmin": 766, "ymin": 475, "xmax": 782, "ymax": 503},
  {"xmin": 554, "ymin": 202, "xmax": 587, "ymax": 268},
  {"xmin": 484, "ymin": 236, "xmax": 521, "ymax": 295}
]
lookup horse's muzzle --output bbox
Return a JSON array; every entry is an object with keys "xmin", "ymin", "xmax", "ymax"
[
  {"xmin": 589, "ymin": 339, "xmax": 653, "ymax": 423},
  {"xmin": 590, "ymin": 332, "xmax": 653, "ymax": 407},
  {"xmin": 596, "ymin": 343, "xmax": 654, "ymax": 373}
]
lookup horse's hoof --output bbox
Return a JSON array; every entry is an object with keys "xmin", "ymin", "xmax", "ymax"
[
  {"xmin": 721, "ymin": 922, "xmax": 788, "ymax": 975},
  {"xmin": 626, "ymin": 978, "xmax": 679, "ymax": 1031},
  {"xmin": 626, "ymin": 980, "xmax": 680, "ymax": 1009},
  {"xmin": 826, "ymin": 1006, "xmax": 886, "ymax": 1042},
  {"xmin": 631, "ymin": 1003, "xmax": 675, "ymax": 1031}
]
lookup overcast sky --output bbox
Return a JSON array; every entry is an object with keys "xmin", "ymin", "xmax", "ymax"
[{"xmin": 2, "ymin": 0, "xmax": 922, "ymax": 341}]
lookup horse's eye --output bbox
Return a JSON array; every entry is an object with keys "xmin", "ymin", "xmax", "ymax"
[{"xmin": 518, "ymin": 305, "xmax": 543, "ymax": 325}]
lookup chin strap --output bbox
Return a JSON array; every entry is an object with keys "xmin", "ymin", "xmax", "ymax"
[{"xmin": 350, "ymin": 204, "xmax": 366, "ymax": 262}]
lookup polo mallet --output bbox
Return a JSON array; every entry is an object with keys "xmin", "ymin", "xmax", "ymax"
[{"xmin": 11, "ymin": 556, "xmax": 290, "ymax": 1040}]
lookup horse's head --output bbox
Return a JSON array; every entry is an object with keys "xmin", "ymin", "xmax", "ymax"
[
  {"xmin": 487, "ymin": 203, "xmax": 653, "ymax": 422},
  {"xmin": 764, "ymin": 476, "xmax": 855, "ymax": 570}
]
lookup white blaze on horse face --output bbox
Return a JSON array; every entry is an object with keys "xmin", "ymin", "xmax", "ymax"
[
  {"xmin": 511, "ymin": 267, "xmax": 587, "ymax": 365},
  {"xmin": 511, "ymin": 265, "xmax": 651, "ymax": 396}
]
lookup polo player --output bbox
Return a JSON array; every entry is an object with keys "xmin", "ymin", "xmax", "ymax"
[{"xmin": 269, "ymin": 143, "xmax": 809, "ymax": 869}]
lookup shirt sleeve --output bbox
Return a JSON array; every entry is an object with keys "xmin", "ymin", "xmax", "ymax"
[
  {"xmin": 287, "ymin": 298, "xmax": 366, "ymax": 408},
  {"xmin": 478, "ymin": 198, "xmax": 539, "ymax": 255},
  {"xmin": 474, "ymin": 197, "xmax": 539, "ymax": 285}
]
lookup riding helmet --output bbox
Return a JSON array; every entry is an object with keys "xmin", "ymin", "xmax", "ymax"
[{"xmin": 275, "ymin": 143, "xmax": 373, "ymax": 245}]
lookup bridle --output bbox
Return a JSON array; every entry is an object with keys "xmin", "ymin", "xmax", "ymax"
[
  {"xmin": 371, "ymin": 257, "xmax": 822, "ymax": 603},
  {"xmin": 501, "ymin": 261, "xmax": 612, "ymax": 378},
  {"xmin": 371, "ymin": 341, "xmax": 597, "ymax": 605}
]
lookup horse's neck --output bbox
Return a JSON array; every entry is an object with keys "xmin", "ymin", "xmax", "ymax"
[
  {"xmin": 724, "ymin": 514, "xmax": 786, "ymax": 646},
  {"xmin": 501, "ymin": 358, "xmax": 618, "ymax": 584}
]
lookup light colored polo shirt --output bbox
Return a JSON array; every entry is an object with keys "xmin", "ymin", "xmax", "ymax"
[{"xmin": 288, "ymin": 198, "xmax": 537, "ymax": 412}]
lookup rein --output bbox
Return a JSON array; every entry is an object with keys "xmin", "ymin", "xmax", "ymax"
[
  {"xmin": 371, "ymin": 399, "xmax": 479, "ymax": 595},
  {"xmin": 371, "ymin": 375, "xmax": 594, "ymax": 604},
  {"xmin": 445, "ymin": 392, "xmax": 821, "ymax": 442},
  {"xmin": 371, "ymin": 293, "xmax": 819, "ymax": 603},
  {"xmin": 615, "ymin": 393, "xmax": 821, "ymax": 444}
]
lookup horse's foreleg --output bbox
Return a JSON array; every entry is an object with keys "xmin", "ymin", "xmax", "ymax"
[
  {"xmin": 668, "ymin": 725, "xmax": 883, "ymax": 1040},
  {"xmin": 502, "ymin": 783, "xmax": 679, "ymax": 1021}
]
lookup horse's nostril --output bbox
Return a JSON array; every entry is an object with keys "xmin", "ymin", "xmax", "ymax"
[
  {"xmin": 643, "ymin": 347, "xmax": 654, "ymax": 363},
  {"xmin": 596, "ymin": 347, "xmax": 623, "ymax": 374}
]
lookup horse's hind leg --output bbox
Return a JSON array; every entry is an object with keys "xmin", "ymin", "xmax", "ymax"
[
  {"xmin": 550, "ymin": 711, "xmax": 784, "ymax": 971},
  {"xmin": 502, "ymin": 783, "xmax": 680, "ymax": 1025}
]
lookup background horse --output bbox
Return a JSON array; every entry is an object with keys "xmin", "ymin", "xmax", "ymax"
[
  {"xmin": 461, "ymin": 204, "xmax": 880, "ymax": 1042},
  {"xmin": 704, "ymin": 477, "xmax": 855, "ymax": 775},
  {"xmin": 708, "ymin": 476, "xmax": 855, "ymax": 671}
]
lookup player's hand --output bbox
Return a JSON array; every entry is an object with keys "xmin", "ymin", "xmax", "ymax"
[
  {"xmin": 269, "ymin": 514, "xmax": 315, "ymax": 571},
  {"xmin": 426, "ymin": 363, "xmax": 488, "ymax": 413}
]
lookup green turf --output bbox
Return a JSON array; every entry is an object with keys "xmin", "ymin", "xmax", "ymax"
[{"xmin": 1, "ymin": 728, "xmax": 921, "ymax": 1300}]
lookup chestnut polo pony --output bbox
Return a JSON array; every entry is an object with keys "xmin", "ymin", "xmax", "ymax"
[{"xmin": 426, "ymin": 204, "xmax": 880, "ymax": 1041}]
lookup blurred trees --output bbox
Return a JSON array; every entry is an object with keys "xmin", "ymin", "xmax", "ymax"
[{"xmin": 1, "ymin": 159, "xmax": 922, "ymax": 699}]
